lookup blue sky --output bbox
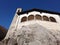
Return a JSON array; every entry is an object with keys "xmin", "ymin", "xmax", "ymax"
[{"xmin": 0, "ymin": 0, "xmax": 60, "ymax": 29}]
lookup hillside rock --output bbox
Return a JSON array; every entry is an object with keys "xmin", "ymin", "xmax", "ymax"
[
  {"xmin": 0, "ymin": 25, "xmax": 7, "ymax": 41},
  {"xmin": 0, "ymin": 23, "xmax": 60, "ymax": 45}
]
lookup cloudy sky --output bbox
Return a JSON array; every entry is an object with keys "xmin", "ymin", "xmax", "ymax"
[{"xmin": 0, "ymin": 0, "xmax": 60, "ymax": 29}]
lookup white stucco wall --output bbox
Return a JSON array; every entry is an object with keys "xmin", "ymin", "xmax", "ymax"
[{"xmin": 5, "ymin": 10, "xmax": 60, "ymax": 39}]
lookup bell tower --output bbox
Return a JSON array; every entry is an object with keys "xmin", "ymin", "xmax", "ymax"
[{"xmin": 5, "ymin": 8, "xmax": 22, "ymax": 39}]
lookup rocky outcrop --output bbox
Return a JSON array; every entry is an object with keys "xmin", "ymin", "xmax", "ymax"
[
  {"xmin": 0, "ymin": 23, "xmax": 60, "ymax": 45},
  {"xmin": 0, "ymin": 25, "xmax": 7, "ymax": 41}
]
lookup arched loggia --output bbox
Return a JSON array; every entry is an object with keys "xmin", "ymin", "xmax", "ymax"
[
  {"xmin": 49, "ymin": 17, "xmax": 57, "ymax": 22},
  {"xmin": 28, "ymin": 15, "xmax": 34, "ymax": 20},
  {"xmin": 43, "ymin": 15, "xmax": 49, "ymax": 21},
  {"xmin": 35, "ymin": 14, "xmax": 42, "ymax": 20},
  {"xmin": 21, "ymin": 16, "xmax": 27, "ymax": 22}
]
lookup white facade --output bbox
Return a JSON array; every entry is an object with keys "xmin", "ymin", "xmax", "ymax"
[{"xmin": 5, "ymin": 8, "xmax": 60, "ymax": 39}]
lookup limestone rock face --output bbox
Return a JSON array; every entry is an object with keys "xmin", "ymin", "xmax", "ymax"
[{"xmin": 0, "ymin": 23, "xmax": 60, "ymax": 45}]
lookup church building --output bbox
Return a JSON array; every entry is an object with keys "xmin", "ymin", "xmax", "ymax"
[{"xmin": 5, "ymin": 8, "xmax": 60, "ymax": 39}]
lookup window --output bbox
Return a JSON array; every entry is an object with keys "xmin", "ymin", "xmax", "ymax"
[
  {"xmin": 21, "ymin": 16, "xmax": 27, "ymax": 22},
  {"xmin": 49, "ymin": 17, "xmax": 56, "ymax": 22},
  {"xmin": 35, "ymin": 14, "xmax": 42, "ymax": 20},
  {"xmin": 43, "ymin": 15, "xmax": 49, "ymax": 21},
  {"xmin": 28, "ymin": 15, "xmax": 34, "ymax": 20}
]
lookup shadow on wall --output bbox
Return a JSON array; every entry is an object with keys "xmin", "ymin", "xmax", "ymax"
[{"xmin": 0, "ymin": 25, "xmax": 8, "ymax": 41}]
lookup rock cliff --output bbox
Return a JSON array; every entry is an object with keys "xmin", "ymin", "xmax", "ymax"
[
  {"xmin": 0, "ymin": 23, "xmax": 60, "ymax": 45},
  {"xmin": 0, "ymin": 25, "xmax": 7, "ymax": 41}
]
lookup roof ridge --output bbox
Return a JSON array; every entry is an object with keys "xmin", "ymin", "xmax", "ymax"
[{"xmin": 17, "ymin": 8, "xmax": 60, "ymax": 16}]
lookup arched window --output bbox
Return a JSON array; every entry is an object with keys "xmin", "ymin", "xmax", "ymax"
[
  {"xmin": 28, "ymin": 15, "xmax": 34, "ymax": 20},
  {"xmin": 35, "ymin": 14, "xmax": 42, "ymax": 20},
  {"xmin": 49, "ymin": 17, "xmax": 57, "ymax": 22},
  {"xmin": 21, "ymin": 16, "xmax": 27, "ymax": 22},
  {"xmin": 43, "ymin": 15, "xmax": 49, "ymax": 21}
]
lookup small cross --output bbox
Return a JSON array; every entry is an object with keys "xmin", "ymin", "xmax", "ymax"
[{"xmin": 17, "ymin": 10, "xmax": 21, "ymax": 15}]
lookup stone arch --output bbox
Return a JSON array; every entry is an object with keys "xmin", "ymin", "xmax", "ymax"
[
  {"xmin": 35, "ymin": 14, "xmax": 42, "ymax": 20},
  {"xmin": 49, "ymin": 17, "xmax": 57, "ymax": 22},
  {"xmin": 21, "ymin": 16, "xmax": 27, "ymax": 22},
  {"xmin": 43, "ymin": 15, "xmax": 49, "ymax": 21},
  {"xmin": 28, "ymin": 15, "xmax": 34, "ymax": 20}
]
